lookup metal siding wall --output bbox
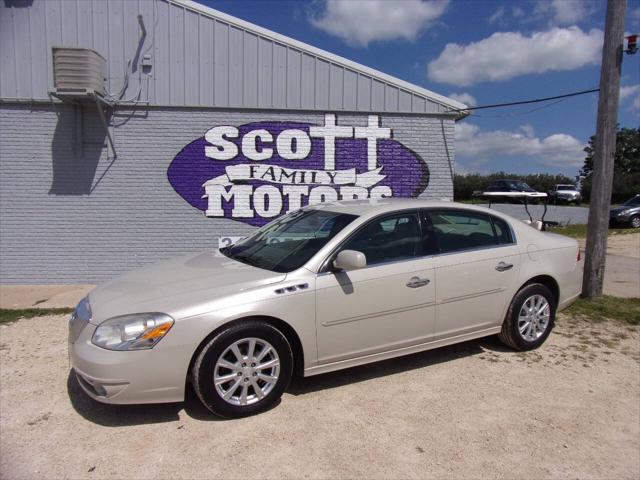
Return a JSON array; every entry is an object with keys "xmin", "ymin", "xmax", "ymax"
[
  {"xmin": 0, "ymin": 7, "xmax": 15, "ymax": 96},
  {"xmin": 12, "ymin": 5, "xmax": 31, "ymax": 98},
  {"xmin": 257, "ymin": 37, "xmax": 272, "ymax": 108},
  {"xmin": 154, "ymin": 0, "xmax": 171, "ymax": 104},
  {"xmin": 371, "ymin": 80, "xmax": 385, "ymax": 111},
  {"xmin": 29, "ymin": 1, "xmax": 49, "ymax": 97},
  {"xmin": 0, "ymin": 0, "xmax": 448, "ymax": 113},
  {"xmin": 399, "ymin": 90, "xmax": 412, "ymax": 112},
  {"xmin": 300, "ymin": 53, "xmax": 315, "ymax": 110},
  {"xmin": 357, "ymin": 74, "xmax": 371, "ymax": 111},
  {"xmin": 272, "ymin": 43, "xmax": 287, "ymax": 108},
  {"xmin": 0, "ymin": 103, "xmax": 455, "ymax": 284},
  {"xmin": 286, "ymin": 48, "xmax": 301, "ymax": 109},
  {"xmin": 315, "ymin": 59, "xmax": 330, "ymax": 110},
  {"xmin": 329, "ymin": 64, "xmax": 343, "ymax": 110},
  {"xmin": 45, "ymin": 0, "xmax": 63, "ymax": 95},
  {"xmin": 243, "ymin": 32, "xmax": 259, "ymax": 107},
  {"xmin": 228, "ymin": 26, "xmax": 243, "ymax": 107},
  {"xmin": 214, "ymin": 20, "xmax": 229, "ymax": 107},
  {"xmin": 198, "ymin": 14, "xmax": 214, "ymax": 106},
  {"xmin": 184, "ymin": 9, "xmax": 200, "ymax": 105},
  {"xmin": 343, "ymin": 69, "xmax": 357, "ymax": 111},
  {"xmin": 169, "ymin": 3, "xmax": 185, "ymax": 105},
  {"xmin": 385, "ymin": 85, "xmax": 399, "ymax": 112}
]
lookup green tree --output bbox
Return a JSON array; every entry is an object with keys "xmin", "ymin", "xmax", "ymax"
[{"xmin": 580, "ymin": 126, "xmax": 640, "ymax": 203}]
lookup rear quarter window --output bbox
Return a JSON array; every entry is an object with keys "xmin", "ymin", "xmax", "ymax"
[{"xmin": 491, "ymin": 216, "xmax": 514, "ymax": 245}]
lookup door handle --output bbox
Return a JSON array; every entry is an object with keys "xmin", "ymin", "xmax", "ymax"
[
  {"xmin": 406, "ymin": 276, "xmax": 430, "ymax": 288},
  {"xmin": 495, "ymin": 262, "xmax": 514, "ymax": 272}
]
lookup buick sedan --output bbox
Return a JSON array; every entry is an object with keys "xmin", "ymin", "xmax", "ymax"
[{"xmin": 69, "ymin": 200, "xmax": 583, "ymax": 418}]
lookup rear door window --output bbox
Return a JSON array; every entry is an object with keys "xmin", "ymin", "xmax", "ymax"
[{"xmin": 427, "ymin": 210, "xmax": 499, "ymax": 254}]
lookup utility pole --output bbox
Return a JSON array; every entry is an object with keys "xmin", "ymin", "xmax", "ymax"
[{"xmin": 582, "ymin": 0, "xmax": 627, "ymax": 298}]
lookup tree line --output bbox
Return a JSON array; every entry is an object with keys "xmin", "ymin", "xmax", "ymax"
[{"xmin": 453, "ymin": 126, "xmax": 639, "ymax": 203}]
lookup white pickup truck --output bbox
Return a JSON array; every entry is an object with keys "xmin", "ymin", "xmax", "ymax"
[{"xmin": 548, "ymin": 184, "xmax": 582, "ymax": 205}]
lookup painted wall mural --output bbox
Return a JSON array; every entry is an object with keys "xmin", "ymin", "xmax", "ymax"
[{"xmin": 168, "ymin": 114, "xmax": 429, "ymax": 227}]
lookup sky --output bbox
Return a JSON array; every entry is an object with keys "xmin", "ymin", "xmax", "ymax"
[{"xmin": 203, "ymin": 0, "xmax": 640, "ymax": 179}]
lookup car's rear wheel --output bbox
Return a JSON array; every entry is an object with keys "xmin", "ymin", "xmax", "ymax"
[
  {"xmin": 192, "ymin": 321, "xmax": 293, "ymax": 418},
  {"xmin": 498, "ymin": 283, "xmax": 556, "ymax": 351},
  {"xmin": 630, "ymin": 214, "xmax": 640, "ymax": 229}
]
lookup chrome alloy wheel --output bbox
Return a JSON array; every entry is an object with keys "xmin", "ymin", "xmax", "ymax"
[
  {"xmin": 213, "ymin": 337, "xmax": 280, "ymax": 406},
  {"xmin": 518, "ymin": 294, "xmax": 551, "ymax": 342}
]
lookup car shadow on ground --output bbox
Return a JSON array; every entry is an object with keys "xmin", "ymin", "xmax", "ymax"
[
  {"xmin": 67, "ymin": 336, "xmax": 509, "ymax": 426},
  {"xmin": 288, "ymin": 335, "xmax": 509, "ymax": 395}
]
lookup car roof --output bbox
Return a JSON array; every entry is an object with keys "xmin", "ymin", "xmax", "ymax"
[{"xmin": 306, "ymin": 198, "xmax": 504, "ymax": 217}]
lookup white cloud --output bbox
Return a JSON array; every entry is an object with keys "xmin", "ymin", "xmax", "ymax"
[
  {"xmin": 488, "ymin": 1, "xmax": 592, "ymax": 27},
  {"xmin": 620, "ymin": 84, "xmax": 640, "ymax": 111},
  {"xmin": 534, "ymin": 0, "xmax": 593, "ymax": 26},
  {"xmin": 488, "ymin": 5, "xmax": 525, "ymax": 25},
  {"xmin": 428, "ymin": 26, "xmax": 603, "ymax": 86},
  {"xmin": 448, "ymin": 92, "xmax": 477, "ymax": 107},
  {"xmin": 455, "ymin": 123, "xmax": 585, "ymax": 167},
  {"xmin": 309, "ymin": 0, "xmax": 449, "ymax": 47},
  {"xmin": 620, "ymin": 84, "xmax": 640, "ymax": 100}
]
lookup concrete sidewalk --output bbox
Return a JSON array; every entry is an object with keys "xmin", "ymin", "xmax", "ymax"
[{"xmin": 0, "ymin": 285, "xmax": 94, "ymax": 309}]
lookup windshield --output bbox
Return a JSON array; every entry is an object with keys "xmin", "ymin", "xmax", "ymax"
[
  {"xmin": 221, "ymin": 209, "xmax": 357, "ymax": 273},
  {"xmin": 557, "ymin": 185, "xmax": 576, "ymax": 191},
  {"xmin": 623, "ymin": 195, "xmax": 640, "ymax": 207},
  {"xmin": 506, "ymin": 181, "xmax": 533, "ymax": 191}
]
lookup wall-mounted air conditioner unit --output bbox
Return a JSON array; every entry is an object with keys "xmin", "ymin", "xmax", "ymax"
[{"xmin": 52, "ymin": 47, "xmax": 106, "ymax": 96}]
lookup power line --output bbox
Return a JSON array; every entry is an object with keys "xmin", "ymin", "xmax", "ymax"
[
  {"xmin": 470, "ymin": 97, "xmax": 569, "ymax": 118},
  {"xmin": 448, "ymin": 87, "xmax": 600, "ymax": 113}
]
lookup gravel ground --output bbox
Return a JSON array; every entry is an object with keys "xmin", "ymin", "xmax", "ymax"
[{"xmin": 1, "ymin": 313, "xmax": 638, "ymax": 479}]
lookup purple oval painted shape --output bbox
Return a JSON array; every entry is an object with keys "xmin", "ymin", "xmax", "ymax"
[{"xmin": 167, "ymin": 121, "xmax": 429, "ymax": 227}]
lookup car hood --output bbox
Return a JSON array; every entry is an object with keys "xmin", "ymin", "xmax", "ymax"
[
  {"xmin": 88, "ymin": 251, "xmax": 286, "ymax": 323},
  {"xmin": 611, "ymin": 206, "xmax": 637, "ymax": 215}
]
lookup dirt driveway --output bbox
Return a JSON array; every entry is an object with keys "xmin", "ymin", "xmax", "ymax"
[{"xmin": 1, "ymin": 312, "xmax": 638, "ymax": 479}]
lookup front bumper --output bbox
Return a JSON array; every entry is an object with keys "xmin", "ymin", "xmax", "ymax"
[
  {"xmin": 69, "ymin": 320, "xmax": 189, "ymax": 404},
  {"xmin": 555, "ymin": 194, "xmax": 581, "ymax": 202},
  {"xmin": 609, "ymin": 215, "xmax": 631, "ymax": 226}
]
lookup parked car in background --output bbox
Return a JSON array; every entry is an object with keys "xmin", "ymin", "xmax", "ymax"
[
  {"xmin": 69, "ymin": 200, "xmax": 583, "ymax": 418},
  {"xmin": 548, "ymin": 184, "xmax": 582, "ymax": 205},
  {"xmin": 610, "ymin": 194, "xmax": 640, "ymax": 228},
  {"xmin": 486, "ymin": 179, "xmax": 539, "ymax": 194},
  {"xmin": 485, "ymin": 179, "xmax": 542, "ymax": 203}
]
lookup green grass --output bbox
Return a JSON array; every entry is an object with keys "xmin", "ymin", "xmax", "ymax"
[
  {"xmin": 0, "ymin": 308, "xmax": 74, "ymax": 325},
  {"xmin": 565, "ymin": 296, "xmax": 640, "ymax": 325},
  {"xmin": 548, "ymin": 224, "xmax": 636, "ymax": 239}
]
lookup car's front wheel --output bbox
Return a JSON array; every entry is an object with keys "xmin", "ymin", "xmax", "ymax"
[
  {"xmin": 630, "ymin": 214, "xmax": 640, "ymax": 229},
  {"xmin": 192, "ymin": 321, "xmax": 293, "ymax": 418},
  {"xmin": 498, "ymin": 283, "xmax": 556, "ymax": 351}
]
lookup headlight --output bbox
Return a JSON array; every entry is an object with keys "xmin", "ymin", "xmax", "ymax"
[
  {"xmin": 616, "ymin": 211, "xmax": 630, "ymax": 217},
  {"xmin": 92, "ymin": 313, "xmax": 174, "ymax": 351}
]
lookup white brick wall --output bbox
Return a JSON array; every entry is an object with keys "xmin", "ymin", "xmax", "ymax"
[{"xmin": 0, "ymin": 103, "xmax": 454, "ymax": 283}]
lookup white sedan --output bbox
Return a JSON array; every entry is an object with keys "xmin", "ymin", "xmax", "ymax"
[{"xmin": 69, "ymin": 199, "xmax": 583, "ymax": 418}]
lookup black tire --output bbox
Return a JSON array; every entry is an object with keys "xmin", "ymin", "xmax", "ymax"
[
  {"xmin": 192, "ymin": 320, "xmax": 293, "ymax": 418},
  {"xmin": 498, "ymin": 283, "xmax": 556, "ymax": 351},
  {"xmin": 630, "ymin": 214, "xmax": 640, "ymax": 229}
]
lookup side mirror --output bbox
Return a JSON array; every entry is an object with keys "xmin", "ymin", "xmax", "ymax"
[{"xmin": 333, "ymin": 250, "xmax": 367, "ymax": 271}]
